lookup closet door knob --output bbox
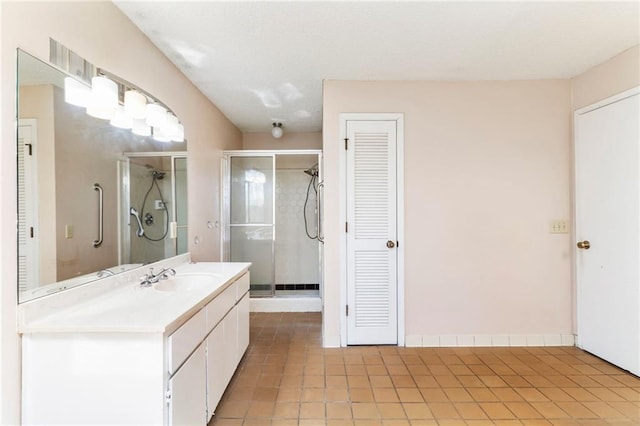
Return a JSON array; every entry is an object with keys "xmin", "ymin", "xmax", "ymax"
[
  {"xmin": 386, "ymin": 240, "xmax": 395, "ymax": 249},
  {"xmin": 577, "ymin": 240, "xmax": 590, "ymax": 250}
]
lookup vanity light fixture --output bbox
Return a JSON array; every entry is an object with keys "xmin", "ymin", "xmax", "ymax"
[
  {"xmin": 152, "ymin": 126, "xmax": 171, "ymax": 143},
  {"xmin": 55, "ymin": 38, "xmax": 185, "ymax": 142},
  {"xmin": 63, "ymin": 77, "xmax": 91, "ymax": 107},
  {"xmin": 86, "ymin": 75, "xmax": 118, "ymax": 120},
  {"xmin": 272, "ymin": 122, "xmax": 283, "ymax": 139},
  {"xmin": 110, "ymin": 106, "xmax": 133, "ymax": 129},
  {"xmin": 146, "ymin": 103, "xmax": 168, "ymax": 128},
  {"xmin": 132, "ymin": 119, "xmax": 151, "ymax": 136},
  {"xmin": 124, "ymin": 90, "xmax": 147, "ymax": 119},
  {"xmin": 172, "ymin": 123, "xmax": 185, "ymax": 143}
]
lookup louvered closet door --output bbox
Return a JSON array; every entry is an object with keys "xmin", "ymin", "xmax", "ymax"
[
  {"xmin": 346, "ymin": 120, "xmax": 397, "ymax": 345},
  {"xmin": 18, "ymin": 122, "xmax": 39, "ymax": 291}
]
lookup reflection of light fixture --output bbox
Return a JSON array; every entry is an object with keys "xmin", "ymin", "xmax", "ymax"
[
  {"xmin": 58, "ymin": 40, "xmax": 186, "ymax": 142},
  {"xmin": 171, "ymin": 123, "xmax": 185, "ymax": 143},
  {"xmin": 164, "ymin": 113, "xmax": 179, "ymax": 136},
  {"xmin": 110, "ymin": 106, "xmax": 133, "ymax": 129},
  {"xmin": 132, "ymin": 119, "xmax": 151, "ymax": 136},
  {"xmin": 124, "ymin": 90, "xmax": 147, "ymax": 119},
  {"xmin": 64, "ymin": 77, "xmax": 91, "ymax": 107},
  {"xmin": 146, "ymin": 103, "xmax": 167, "ymax": 127},
  {"xmin": 86, "ymin": 76, "xmax": 118, "ymax": 120},
  {"xmin": 153, "ymin": 126, "xmax": 171, "ymax": 142},
  {"xmin": 271, "ymin": 122, "xmax": 283, "ymax": 139}
]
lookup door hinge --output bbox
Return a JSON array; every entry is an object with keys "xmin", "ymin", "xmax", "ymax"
[
  {"xmin": 346, "ymin": 305, "xmax": 349, "ymax": 316},
  {"xmin": 165, "ymin": 389, "xmax": 172, "ymax": 405},
  {"xmin": 345, "ymin": 222, "xmax": 348, "ymax": 233},
  {"xmin": 344, "ymin": 138, "xmax": 348, "ymax": 150},
  {"xmin": 26, "ymin": 143, "xmax": 32, "ymax": 156},
  {"xmin": 30, "ymin": 227, "xmax": 34, "ymax": 238}
]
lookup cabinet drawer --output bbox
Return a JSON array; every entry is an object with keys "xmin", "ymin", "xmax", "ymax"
[
  {"xmin": 235, "ymin": 272, "xmax": 250, "ymax": 300},
  {"xmin": 206, "ymin": 283, "xmax": 235, "ymax": 332},
  {"xmin": 168, "ymin": 309, "xmax": 206, "ymax": 375}
]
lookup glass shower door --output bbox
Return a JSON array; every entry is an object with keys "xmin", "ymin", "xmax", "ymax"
[{"xmin": 228, "ymin": 155, "xmax": 275, "ymax": 297}]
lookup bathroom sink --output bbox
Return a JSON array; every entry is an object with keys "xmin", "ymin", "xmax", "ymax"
[{"xmin": 154, "ymin": 274, "xmax": 220, "ymax": 292}]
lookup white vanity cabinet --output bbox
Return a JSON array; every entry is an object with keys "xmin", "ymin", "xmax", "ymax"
[{"xmin": 20, "ymin": 264, "xmax": 250, "ymax": 426}]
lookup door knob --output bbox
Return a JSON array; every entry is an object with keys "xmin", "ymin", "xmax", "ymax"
[
  {"xmin": 386, "ymin": 240, "xmax": 395, "ymax": 249},
  {"xmin": 577, "ymin": 240, "xmax": 590, "ymax": 250}
]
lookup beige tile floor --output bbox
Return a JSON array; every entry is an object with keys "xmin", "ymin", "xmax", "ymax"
[{"xmin": 209, "ymin": 312, "xmax": 640, "ymax": 425}]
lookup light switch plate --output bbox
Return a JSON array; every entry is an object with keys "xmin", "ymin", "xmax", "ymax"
[
  {"xmin": 65, "ymin": 224, "xmax": 73, "ymax": 239},
  {"xmin": 549, "ymin": 219, "xmax": 569, "ymax": 234}
]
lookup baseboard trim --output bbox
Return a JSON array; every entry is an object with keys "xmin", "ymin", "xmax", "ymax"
[
  {"xmin": 405, "ymin": 334, "xmax": 576, "ymax": 347},
  {"xmin": 250, "ymin": 297, "xmax": 322, "ymax": 312}
]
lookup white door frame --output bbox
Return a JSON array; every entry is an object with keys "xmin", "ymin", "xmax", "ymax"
[{"xmin": 339, "ymin": 113, "xmax": 405, "ymax": 346}]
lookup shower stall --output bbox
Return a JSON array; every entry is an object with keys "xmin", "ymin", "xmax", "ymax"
[
  {"xmin": 222, "ymin": 150, "xmax": 323, "ymax": 299},
  {"xmin": 120, "ymin": 152, "xmax": 188, "ymax": 264}
]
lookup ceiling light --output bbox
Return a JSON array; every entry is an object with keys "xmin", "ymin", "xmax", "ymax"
[
  {"xmin": 110, "ymin": 106, "xmax": 133, "ymax": 129},
  {"xmin": 86, "ymin": 75, "xmax": 118, "ymax": 120},
  {"xmin": 64, "ymin": 77, "xmax": 91, "ymax": 107},
  {"xmin": 124, "ymin": 90, "xmax": 147, "ymax": 119},
  {"xmin": 146, "ymin": 103, "xmax": 167, "ymax": 127},
  {"xmin": 271, "ymin": 122, "xmax": 283, "ymax": 139}
]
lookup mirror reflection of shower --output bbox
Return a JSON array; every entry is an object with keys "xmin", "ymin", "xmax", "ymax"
[
  {"xmin": 121, "ymin": 154, "xmax": 188, "ymax": 265},
  {"xmin": 136, "ymin": 166, "xmax": 169, "ymax": 241}
]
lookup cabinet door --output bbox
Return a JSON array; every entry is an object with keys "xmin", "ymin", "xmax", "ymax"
[
  {"xmin": 169, "ymin": 343, "xmax": 207, "ymax": 426},
  {"xmin": 222, "ymin": 306, "xmax": 238, "ymax": 384},
  {"xmin": 237, "ymin": 292, "xmax": 250, "ymax": 364},
  {"xmin": 206, "ymin": 324, "xmax": 225, "ymax": 418}
]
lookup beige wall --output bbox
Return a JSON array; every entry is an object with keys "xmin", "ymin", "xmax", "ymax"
[
  {"xmin": 322, "ymin": 80, "xmax": 573, "ymax": 346},
  {"xmin": 0, "ymin": 2, "xmax": 241, "ymax": 422},
  {"xmin": 242, "ymin": 131, "xmax": 322, "ymax": 150},
  {"xmin": 572, "ymin": 45, "xmax": 640, "ymax": 110}
]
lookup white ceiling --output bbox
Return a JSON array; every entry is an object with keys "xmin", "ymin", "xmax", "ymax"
[{"xmin": 114, "ymin": 1, "xmax": 639, "ymax": 133}]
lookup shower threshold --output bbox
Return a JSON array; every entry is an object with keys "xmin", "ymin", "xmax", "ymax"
[{"xmin": 250, "ymin": 294, "xmax": 322, "ymax": 312}]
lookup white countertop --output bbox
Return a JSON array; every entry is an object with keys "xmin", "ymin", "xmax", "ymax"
[{"xmin": 19, "ymin": 261, "xmax": 251, "ymax": 335}]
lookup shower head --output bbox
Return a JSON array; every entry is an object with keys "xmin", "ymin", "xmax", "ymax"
[
  {"xmin": 152, "ymin": 170, "xmax": 166, "ymax": 180},
  {"xmin": 303, "ymin": 166, "xmax": 319, "ymax": 177}
]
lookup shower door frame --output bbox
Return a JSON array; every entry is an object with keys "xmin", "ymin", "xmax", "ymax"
[
  {"xmin": 120, "ymin": 151, "xmax": 187, "ymax": 265},
  {"xmin": 221, "ymin": 149, "xmax": 324, "ymax": 299}
]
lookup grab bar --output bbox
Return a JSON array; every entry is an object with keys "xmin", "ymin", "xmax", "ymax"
[
  {"xmin": 93, "ymin": 183, "xmax": 103, "ymax": 247},
  {"xmin": 317, "ymin": 181, "xmax": 324, "ymax": 243}
]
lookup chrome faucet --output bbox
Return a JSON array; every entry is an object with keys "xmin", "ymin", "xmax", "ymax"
[{"xmin": 139, "ymin": 267, "xmax": 176, "ymax": 287}]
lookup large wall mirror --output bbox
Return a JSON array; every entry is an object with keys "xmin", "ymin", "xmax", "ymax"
[{"xmin": 17, "ymin": 49, "xmax": 188, "ymax": 303}]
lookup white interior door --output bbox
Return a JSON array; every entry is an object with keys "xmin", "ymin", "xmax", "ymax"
[
  {"xmin": 575, "ymin": 90, "xmax": 640, "ymax": 376},
  {"xmin": 346, "ymin": 120, "xmax": 398, "ymax": 345}
]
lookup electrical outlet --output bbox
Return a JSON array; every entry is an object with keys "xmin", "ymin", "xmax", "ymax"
[{"xmin": 549, "ymin": 219, "xmax": 569, "ymax": 234}]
